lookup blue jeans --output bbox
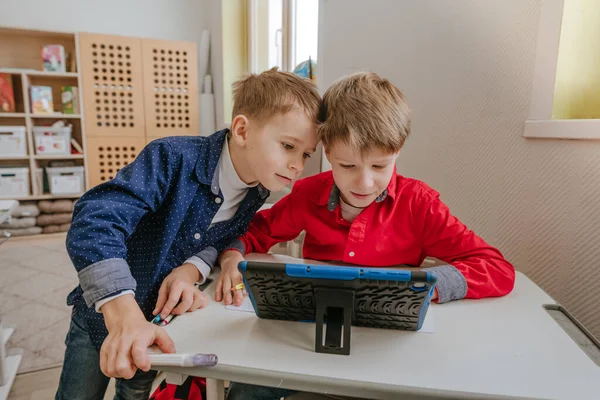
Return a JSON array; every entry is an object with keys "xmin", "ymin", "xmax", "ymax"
[
  {"xmin": 55, "ymin": 307, "xmax": 157, "ymax": 400},
  {"xmin": 227, "ymin": 382, "xmax": 297, "ymax": 400}
]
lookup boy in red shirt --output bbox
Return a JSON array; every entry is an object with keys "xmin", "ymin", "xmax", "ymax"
[{"xmin": 218, "ymin": 71, "xmax": 516, "ymax": 399}]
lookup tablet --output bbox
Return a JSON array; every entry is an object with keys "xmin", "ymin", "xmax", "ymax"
[{"xmin": 238, "ymin": 260, "xmax": 437, "ymax": 332}]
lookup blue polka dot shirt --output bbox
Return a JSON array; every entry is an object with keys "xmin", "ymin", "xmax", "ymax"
[{"xmin": 65, "ymin": 129, "xmax": 269, "ymax": 350}]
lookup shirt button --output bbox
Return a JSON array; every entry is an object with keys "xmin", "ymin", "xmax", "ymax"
[
  {"xmin": 194, "ymin": 233, "xmax": 201, "ymax": 240},
  {"xmin": 215, "ymin": 197, "xmax": 222, "ymax": 204},
  {"xmin": 349, "ymin": 251, "xmax": 355, "ymax": 257}
]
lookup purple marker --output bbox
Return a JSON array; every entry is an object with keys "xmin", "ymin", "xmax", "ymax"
[{"xmin": 148, "ymin": 353, "xmax": 218, "ymax": 367}]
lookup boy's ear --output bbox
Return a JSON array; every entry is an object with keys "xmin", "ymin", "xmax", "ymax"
[{"xmin": 230, "ymin": 114, "xmax": 250, "ymax": 146}]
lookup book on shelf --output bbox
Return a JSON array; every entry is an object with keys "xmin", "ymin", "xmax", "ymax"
[
  {"xmin": 30, "ymin": 86, "xmax": 54, "ymax": 114},
  {"xmin": 61, "ymin": 86, "xmax": 80, "ymax": 114},
  {"xmin": 42, "ymin": 45, "xmax": 67, "ymax": 73},
  {"xmin": 0, "ymin": 73, "xmax": 16, "ymax": 112}
]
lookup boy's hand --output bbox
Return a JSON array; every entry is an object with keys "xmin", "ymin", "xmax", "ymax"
[
  {"xmin": 101, "ymin": 294, "xmax": 175, "ymax": 379},
  {"xmin": 215, "ymin": 250, "xmax": 245, "ymax": 306},
  {"xmin": 153, "ymin": 263, "xmax": 209, "ymax": 319}
]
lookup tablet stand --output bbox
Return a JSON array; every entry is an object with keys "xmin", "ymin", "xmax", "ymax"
[{"xmin": 315, "ymin": 287, "xmax": 355, "ymax": 355}]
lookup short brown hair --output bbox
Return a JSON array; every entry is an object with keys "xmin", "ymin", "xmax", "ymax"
[
  {"xmin": 319, "ymin": 72, "xmax": 411, "ymax": 154},
  {"xmin": 232, "ymin": 67, "xmax": 321, "ymax": 125}
]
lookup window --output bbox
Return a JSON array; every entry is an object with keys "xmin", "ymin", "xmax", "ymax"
[
  {"xmin": 552, "ymin": 0, "xmax": 600, "ymax": 120},
  {"xmin": 221, "ymin": 0, "xmax": 319, "ymax": 125},
  {"xmin": 249, "ymin": 0, "xmax": 283, "ymax": 73},
  {"xmin": 292, "ymin": 0, "xmax": 319, "ymax": 73},
  {"xmin": 250, "ymin": 0, "xmax": 318, "ymax": 74},
  {"xmin": 525, "ymin": 0, "xmax": 600, "ymax": 139}
]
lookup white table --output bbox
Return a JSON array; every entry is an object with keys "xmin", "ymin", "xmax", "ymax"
[{"xmin": 161, "ymin": 254, "xmax": 600, "ymax": 400}]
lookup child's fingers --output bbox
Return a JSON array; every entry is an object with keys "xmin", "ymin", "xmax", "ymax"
[
  {"xmin": 106, "ymin": 348, "xmax": 118, "ymax": 377},
  {"xmin": 171, "ymin": 288, "xmax": 193, "ymax": 315},
  {"xmin": 215, "ymin": 277, "xmax": 224, "ymax": 302},
  {"xmin": 154, "ymin": 326, "xmax": 176, "ymax": 354},
  {"xmin": 153, "ymin": 281, "xmax": 169, "ymax": 316},
  {"xmin": 223, "ymin": 276, "xmax": 233, "ymax": 305},
  {"xmin": 190, "ymin": 290, "xmax": 209, "ymax": 311},
  {"xmin": 233, "ymin": 287, "xmax": 244, "ymax": 306},
  {"xmin": 131, "ymin": 338, "xmax": 151, "ymax": 372},
  {"xmin": 100, "ymin": 345, "xmax": 109, "ymax": 377},
  {"xmin": 101, "ymin": 340, "xmax": 116, "ymax": 377},
  {"xmin": 160, "ymin": 283, "xmax": 184, "ymax": 319},
  {"xmin": 115, "ymin": 341, "xmax": 136, "ymax": 380}
]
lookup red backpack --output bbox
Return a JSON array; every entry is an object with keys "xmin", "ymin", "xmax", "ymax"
[{"xmin": 149, "ymin": 376, "xmax": 206, "ymax": 400}]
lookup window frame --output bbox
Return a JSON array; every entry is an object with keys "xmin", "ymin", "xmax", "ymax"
[{"xmin": 524, "ymin": 0, "xmax": 600, "ymax": 140}]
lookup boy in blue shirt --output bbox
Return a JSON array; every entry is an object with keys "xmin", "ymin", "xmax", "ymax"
[{"xmin": 55, "ymin": 69, "xmax": 321, "ymax": 400}]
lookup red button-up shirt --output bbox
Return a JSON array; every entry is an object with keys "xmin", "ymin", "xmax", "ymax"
[{"xmin": 241, "ymin": 170, "xmax": 515, "ymax": 299}]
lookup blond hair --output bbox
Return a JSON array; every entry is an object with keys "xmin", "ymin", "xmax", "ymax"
[
  {"xmin": 319, "ymin": 72, "xmax": 411, "ymax": 155},
  {"xmin": 232, "ymin": 67, "xmax": 321, "ymax": 125}
]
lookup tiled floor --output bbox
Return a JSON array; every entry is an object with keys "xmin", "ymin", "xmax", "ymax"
[
  {"xmin": 7, "ymin": 366, "xmax": 116, "ymax": 400},
  {"xmin": 1, "ymin": 233, "xmax": 76, "ymax": 373}
]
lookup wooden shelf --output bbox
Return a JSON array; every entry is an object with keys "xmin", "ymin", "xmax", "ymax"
[
  {"xmin": 7, "ymin": 231, "xmax": 67, "ymax": 241},
  {"xmin": 0, "ymin": 26, "xmax": 74, "ymax": 38},
  {"xmin": 0, "ymin": 113, "xmax": 81, "ymax": 119},
  {"xmin": 0, "ymin": 68, "xmax": 77, "ymax": 77},
  {"xmin": 0, "ymin": 155, "xmax": 84, "ymax": 160},
  {"xmin": 34, "ymin": 154, "xmax": 84, "ymax": 160},
  {"xmin": 0, "ymin": 156, "xmax": 29, "ymax": 161},
  {"xmin": 0, "ymin": 27, "xmax": 89, "ymax": 197},
  {"xmin": 0, "ymin": 193, "xmax": 83, "ymax": 201},
  {"xmin": 0, "ymin": 67, "xmax": 32, "ymax": 74},
  {"xmin": 30, "ymin": 113, "xmax": 81, "ymax": 119},
  {"xmin": 25, "ymin": 71, "xmax": 78, "ymax": 78}
]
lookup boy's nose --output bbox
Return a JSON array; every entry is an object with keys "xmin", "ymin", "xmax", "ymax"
[
  {"xmin": 288, "ymin": 156, "xmax": 304, "ymax": 174},
  {"xmin": 356, "ymin": 171, "xmax": 374, "ymax": 189}
]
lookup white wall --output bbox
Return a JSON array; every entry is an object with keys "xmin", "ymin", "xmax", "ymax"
[
  {"xmin": 204, "ymin": 0, "xmax": 226, "ymax": 130},
  {"xmin": 0, "ymin": 0, "xmax": 207, "ymax": 42},
  {"xmin": 320, "ymin": 0, "xmax": 600, "ymax": 338}
]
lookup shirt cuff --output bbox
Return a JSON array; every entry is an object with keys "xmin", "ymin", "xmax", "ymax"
[
  {"xmin": 429, "ymin": 265, "xmax": 467, "ymax": 303},
  {"xmin": 78, "ymin": 258, "xmax": 137, "ymax": 308},
  {"xmin": 184, "ymin": 256, "xmax": 211, "ymax": 284},
  {"xmin": 95, "ymin": 290, "xmax": 135, "ymax": 313},
  {"xmin": 225, "ymin": 238, "xmax": 246, "ymax": 256}
]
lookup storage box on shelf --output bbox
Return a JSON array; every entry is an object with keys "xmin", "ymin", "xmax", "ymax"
[
  {"xmin": 0, "ymin": 126, "xmax": 27, "ymax": 158},
  {"xmin": 0, "ymin": 167, "xmax": 29, "ymax": 198},
  {"xmin": 33, "ymin": 125, "xmax": 72, "ymax": 155},
  {"xmin": 47, "ymin": 166, "xmax": 84, "ymax": 195}
]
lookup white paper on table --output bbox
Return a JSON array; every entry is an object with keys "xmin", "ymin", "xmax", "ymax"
[
  {"xmin": 225, "ymin": 296, "xmax": 255, "ymax": 312},
  {"xmin": 226, "ymin": 296, "xmax": 436, "ymax": 333},
  {"xmin": 417, "ymin": 306, "xmax": 435, "ymax": 333}
]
